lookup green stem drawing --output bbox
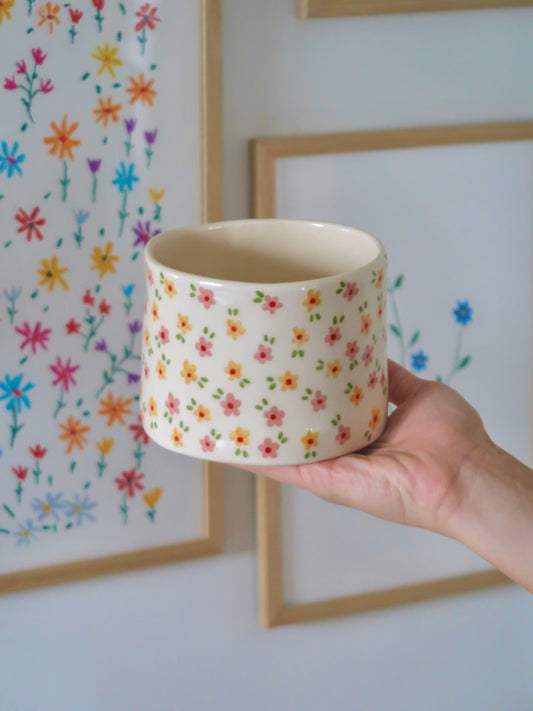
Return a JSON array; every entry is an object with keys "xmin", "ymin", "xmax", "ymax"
[
  {"xmin": 53, "ymin": 384, "xmax": 67, "ymax": 419},
  {"xmin": 60, "ymin": 160, "xmax": 70, "ymax": 202},
  {"xmin": 138, "ymin": 26, "xmax": 147, "ymax": 55},
  {"xmin": 96, "ymin": 331, "xmax": 140, "ymax": 397},
  {"xmin": 124, "ymin": 134, "xmax": 133, "ymax": 157},
  {"xmin": 15, "ymin": 481, "xmax": 23, "ymax": 504},
  {"xmin": 32, "ymin": 459, "xmax": 42, "ymax": 485},
  {"xmin": 69, "ymin": 24, "xmax": 77, "ymax": 43},
  {"xmin": 95, "ymin": 8, "xmax": 103, "ymax": 32},
  {"xmin": 92, "ymin": 174, "xmax": 98, "ymax": 203},
  {"xmin": 146, "ymin": 506, "xmax": 156, "ymax": 523},
  {"xmin": 118, "ymin": 190, "xmax": 129, "ymax": 236},
  {"xmin": 120, "ymin": 492, "xmax": 128, "ymax": 524},
  {"xmin": 97, "ymin": 453, "xmax": 106, "ymax": 477},
  {"xmin": 133, "ymin": 441, "xmax": 145, "ymax": 470},
  {"xmin": 153, "ymin": 201, "xmax": 161, "ymax": 222},
  {"xmin": 10, "ymin": 407, "xmax": 23, "ymax": 447}
]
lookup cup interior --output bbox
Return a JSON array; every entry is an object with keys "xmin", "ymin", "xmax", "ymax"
[{"xmin": 147, "ymin": 220, "xmax": 382, "ymax": 284}]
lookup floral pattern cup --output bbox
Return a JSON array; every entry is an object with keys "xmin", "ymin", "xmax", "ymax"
[{"xmin": 141, "ymin": 219, "xmax": 388, "ymax": 465}]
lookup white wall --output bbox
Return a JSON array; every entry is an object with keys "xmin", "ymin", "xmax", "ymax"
[{"xmin": 2, "ymin": 2, "xmax": 533, "ymax": 709}]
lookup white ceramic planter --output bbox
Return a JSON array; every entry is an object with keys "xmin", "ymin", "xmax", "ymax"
[{"xmin": 141, "ymin": 219, "xmax": 388, "ymax": 465}]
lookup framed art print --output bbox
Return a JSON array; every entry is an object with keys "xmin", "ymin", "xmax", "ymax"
[
  {"xmin": 0, "ymin": 0, "xmax": 223, "ymax": 594},
  {"xmin": 297, "ymin": 0, "xmax": 533, "ymax": 18},
  {"xmin": 251, "ymin": 121, "xmax": 533, "ymax": 626}
]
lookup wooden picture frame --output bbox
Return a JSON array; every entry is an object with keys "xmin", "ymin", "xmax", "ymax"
[
  {"xmin": 0, "ymin": 0, "xmax": 223, "ymax": 595},
  {"xmin": 251, "ymin": 120, "xmax": 533, "ymax": 626},
  {"xmin": 297, "ymin": 0, "xmax": 533, "ymax": 18}
]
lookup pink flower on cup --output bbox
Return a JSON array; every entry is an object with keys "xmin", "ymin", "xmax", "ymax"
[
  {"xmin": 221, "ymin": 392, "xmax": 241, "ymax": 416},
  {"xmin": 195, "ymin": 335, "xmax": 213, "ymax": 358},
  {"xmin": 380, "ymin": 370, "xmax": 386, "ymax": 388},
  {"xmin": 143, "ymin": 363, "xmax": 149, "ymax": 379},
  {"xmin": 368, "ymin": 371, "xmax": 378, "ymax": 389},
  {"xmin": 310, "ymin": 390, "xmax": 327, "ymax": 412},
  {"xmin": 258, "ymin": 438, "xmax": 280, "ymax": 459},
  {"xmin": 345, "ymin": 340, "xmax": 359, "ymax": 361},
  {"xmin": 343, "ymin": 281, "xmax": 359, "ymax": 301},
  {"xmin": 263, "ymin": 405, "xmax": 285, "ymax": 427},
  {"xmin": 254, "ymin": 344, "xmax": 273, "ymax": 364},
  {"xmin": 147, "ymin": 268, "xmax": 154, "ymax": 286},
  {"xmin": 159, "ymin": 325, "xmax": 169, "ymax": 344},
  {"xmin": 335, "ymin": 424, "xmax": 351, "ymax": 445},
  {"xmin": 325, "ymin": 326, "xmax": 341, "ymax": 346},
  {"xmin": 362, "ymin": 344, "xmax": 374, "ymax": 367},
  {"xmin": 199, "ymin": 435, "xmax": 216, "ymax": 453},
  {"xmin": 198, "ymin": 287, "xmax": 216, "ymax": 310},
  {"xmin": 262, "ymin": 295, "xmax": 283, "ymax": 314},
  {"xmin": 165, "ymin": 393, "xmax": 180, "ymax": 415}
]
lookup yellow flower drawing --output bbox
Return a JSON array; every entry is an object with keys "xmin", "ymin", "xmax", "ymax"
[
  {"xmin": 37, "ymin": 255, "xmax": 69, "ymax": 291},
  {"xmin": 149, "ymin": 187, "xmax": 165, "ymax": 202},
  {"xmin": 361, "ymin": 313, "xmax": 372, "ymax": 335},
  {"xmin": 91, "ymin": 42, "xmax": 124, "ymax": 78},
  {"xmin": 143, "ymin": 487, "xmax": 163, "ymax": 508},
  {"xmin": 152, "ymin": 300, "xmax": 160, "ymax": 321},
  {"xmin": 90, "ymin": 242, "xmax": 120, "ymax": 278},
  {"xmin": 96, "ymin": 438, "xmax": 114, "ymax": 455}
]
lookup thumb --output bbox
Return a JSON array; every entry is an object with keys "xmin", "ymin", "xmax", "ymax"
[{"xmin": 388, "ymin": 358, "xmax": 424, "ymax": 406}]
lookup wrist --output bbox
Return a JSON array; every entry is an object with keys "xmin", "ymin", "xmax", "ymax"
[{"xmin": 450, "ymin": 438, "xmax": 533, "ymax": 592}]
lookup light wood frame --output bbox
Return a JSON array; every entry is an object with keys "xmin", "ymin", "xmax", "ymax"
[
  {"xmin": 0, "ymin": 0, "xmax": 224, "ymax": 596},
  {"xmin": 251, "ymin": 120, "xmax": 533, "ymax": 627},
  {"xmin": 297, "ymin": 0, "xmax": 533, "ymax": 18}
]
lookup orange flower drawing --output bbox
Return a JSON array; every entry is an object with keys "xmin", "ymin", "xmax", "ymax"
[
  {"xmin": 350, "ymin": 385, "xmax": 364, "ymax": 406},
  {"xmin": 368, "ymin": 408, "xmax": 381, "ymax": 431},
  {"xmin": 301, "ymin": 430, "xmax": 319, "ymax": 451},
  {"xmin": 37, "ymin": 2, "xmax": 61, "ymax": 33},
  {"xmin": 361, "ymin": 313, "xmax": 373, "ymax": 335},
  {"xmin": 93, "ymin": 96, "xmax": 122, "ymax": 127},
  {"xmin": 0, "ymin": 0, "xmax": 15, "ymax": 24},
  {"xmin": 278, "ymin": 370, "xmax": 298, "ymax": 391},
  {"xmin": 98, "ymin": 392, "xmax": 133, "ymax": 426},
  {"xmin": 58, "ymin": 415, "xmax": 90, "ymax": 454},
  {"xmin": 43, "ymin": 115, "xmax": 80, "ymax": 161},
  {"xmin": 302, "ymin": 289, "xmax": 322, "ymax": 312},
  {"xmin": 126, "ymin": 72, "xmax": 157, "ymax": 106}
]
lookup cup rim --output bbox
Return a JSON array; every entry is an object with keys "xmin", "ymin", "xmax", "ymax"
[{"xmin": 144, "ymin": 218, "xmax": 387, "ymax": 289}]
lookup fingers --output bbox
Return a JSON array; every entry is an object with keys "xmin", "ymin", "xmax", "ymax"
[{"xmin": 388, "ymin": 358, "xmax": 424, "ymax": 406}]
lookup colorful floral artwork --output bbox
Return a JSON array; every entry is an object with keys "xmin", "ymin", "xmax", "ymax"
[{"xmin": 0, "ymin": 1, "xmax": 204, "ymax": 564}]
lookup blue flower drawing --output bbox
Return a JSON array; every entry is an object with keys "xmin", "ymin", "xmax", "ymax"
[
  {"xmin": 14, "ymin": 519, "xmax": 39, "ymax": 545},
  {"xmin": 32, "ymin": 492, "xmax": 66, "ymax": 522},
  {"xmin": 112, "ymin": 161, "xmax": 139, "ymax": 192},
  {"xmin": 453, "ymin": 300, "xmax": 473, "ymax": 326},
  {"xmin": 64, "ymin": 493, "xmax": 98, "ymax": 526},
  {"xmin": 0, "ymin": 141, "xmax": 26, "ymax": 178},
  {"xmin": 411, "ymin": 350, "xmax": 429, "ymax": 372},
  {"xmin": 0, "ymin": 373, "xmax": 34, "ymax": 412}
]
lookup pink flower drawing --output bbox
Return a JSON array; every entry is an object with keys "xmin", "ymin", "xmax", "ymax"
[
  {"xmin": 253, "ymin": 344, "xmax": 273, "ymax": 364},
  {"xmin": 335, "ymin": 424, "xmax": 351, "ymax": 445},
  {"xmin": 221, "ymin": 392, "xmax": 241, "ymax": 416},
  {"xmin": 50, "ymin": 356, "xmax": 80, "ymax": 391},
  {"xmin": 345, "ymin": 340, "xmax": 359, "ymax": 361},
  {"xmin": 165, "ymin": 393, "xmax": 180, "ymax": 415},
  {"xmin": 324, "ymin": 326, "xmax": 341, "ymax": 346},
  {"xmin": 362, "ymin": 344, "xmax": 374, "ymax": 367},
  {"xmin": 199, "ymin": 435, "xmax": 216, "ymax": 453},
  {"xmin": 195, "ymin": 335, "xmax": 213, "ymax": 358},
  {"xmin": 16, "ymin": 321, "xmax": 51, "ymax": 354},
  {"xmin": 258, "ymin": 438, "xmax": 280, "ymax": 459},
  {"xmin": 310, "ymin": 390, "xmax": 327, "ymax": 412},
  {"xmin": 198, "ymin": 287, "xmax": 215, "ymax": 310},
  {"xmin": 262, "ymin": 295, "xmax": 283, "ymax": 314},
  {"xmin": 343, "ymin": 281, "xmax": 359, "ymax": 301},
  {"xmin": 263, "ymin": 405, "xmax": 285, "ymax": 428}
]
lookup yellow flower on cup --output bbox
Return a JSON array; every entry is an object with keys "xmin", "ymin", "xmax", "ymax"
[
  {"xmin": 326, "ymin": 360, "xmax": 342, "ymax": 378},
  {"xmin": 144, "ymin": 328, "xmax": 150, "ymax": 347},
  {"xmin": 225, "ymin": 361, "xmax": 242, "ymax": 381},
  {"xmin": 171, "ymin": 427, "xmax": 184, "ymax": 447},
  {"xmin": 375, "ymin": 268, "xmax": 384, "ymax": 289},
  {"xmin": 226, "ymin": 319, "xmax": 245, "ymax": 340},
  {"xmin": 156, "ymin": 359, "xmax": 166, "ymax": 380},
  {"xmin": 164, "ymin": 278, "xmax": 177, "ymax": 298},
  {"xmin": 302, "ymin": 289, "xmax": 321, "ymax": 312},
  {"xmin": 361, "ymin": 313, "xmax": 372, "ymax": 335},
  {"xmin": 193, "ymin": 404, "xmax": 211, "ymax": 423},
  {"xmin": 90, "ymin": 242, "xmax": 120, "ymax": 278},
  {"xmin": 278, "ymin": 370, "xmax": 298, "ymax": 391},
  {"xmin": 177, "ymin": 313, "xmax": 192, "ymax": 334},
  {"xmin": 152, "ymin": 300, "xmax": 160, "ymax": 321},
  {"xmin": 301, "ymin": 430, "xmax": 319, "ymax": 450},
  {"xmin": 229, "ymin": 427, "xmax": 250, "ymax": 447},
  {"xmin": 181, "ymin": 359, "xmax": 197, "ymax": 384},
  {"xmin": 292, "ymin": 327, "xmax": 309, "ymax": 344},
  {"xmin": 350, "ymin": 386, "xmax": 364, "ymax": 406},
  {"xmin": 148, "ymin": 396, "xmax": 158, "ymax": 416}
]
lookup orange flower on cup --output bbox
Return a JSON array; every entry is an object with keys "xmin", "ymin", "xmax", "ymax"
[
  {"xmin": 164, "ymin": 278, "xmax": 177, "ymax": 298},
  {"xmin": 225, "ymin": 361, "xmax": 242, "ymax": 381},
  {"xmin": 171, "ymin": 427, "xmax": 184, "ymax": 447},
  {"xmin": 326, "ymin": 360, "xmax": 342, "ymax": 379},
  {"xmin": 156, "ymin": 359, "xmax": 166, "ymax": 380},
  {"xmin": 229, "ymin": 427, "xmax": 250, "ymax": 447},
  {"xmin": 226, "ymin": 319, "xmax": 245, "ymax": 340},
  {"xmin": 181, "ymin": 359, "xmax": 197, "ymax": 384},
  {"xmin": 278, "ymin": 370, "xmax": 298, "ymax": 391},
  {"xmin": 361, "ymin": 313, "xmax": 372, "ymax": 335},
  {"xmin": 148, "ymin": 396, "xmax": 158, "ymax": 417},
  {"xmin": 301, "ymin": 430, "xmax": 319, "ymax": 451},
  {"xmin": 350, "ymin": 386, "xmax": 364, "ymax": 407},
  {"xmin": 177, "ymin": 313, "xmax": 192, "ymax": 334},
  {"xmin": 151, "ymin": 300, "xmax": 159, "ymax": 321},
  {"xmin": 193, "ymin": 404, "xmax": 211, "ymax": 423},
  {"xmin": 302, "ymin": 289, "xmax": 321, "ymax": 312},
  {"xmin": 368, "ymin": 408, "xmax": 381, "ymax": 431},
  {"xmin": 292, "ymin": 327, "xmax": 309, "ymax": 344}
]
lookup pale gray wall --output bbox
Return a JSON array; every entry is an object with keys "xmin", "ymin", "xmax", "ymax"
[{"xmin": 2, "ymin": 2, "xmax": 533, "ymax": 709}]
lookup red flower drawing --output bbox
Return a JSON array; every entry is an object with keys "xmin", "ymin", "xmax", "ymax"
[
  {"xmin": 15, "ymin": 206, "xmax": 46, "ymax": 242},
  {"xmin": 12, "ymin": 466, "xmax": 28, "ymax": 481},
  {"xmin": 29, "ymin": 444, "xmax": 47, "ymax": 459},
  {"xmin": 82, "ymin": 289, "xmax": 95, "ymax": 306},
  {"xmin": 65, "ymin": 318, "xmax": 81, "ymax": 334},
  {"xmin": 135, "ymin": 3, "xmax": 160, "ymax": 31},
  {"xmin": 129, "ymin": 416, "xmax": 150, "ymax": 445},
  {"xmin": 98, "ymin": 299, "xmax": 111, "ymax": 315},
  {"xmin": 115, "ymin": 468, "xmax": 145, "ymax": 498},
  {"xmin": 69, "ymin": 8, "xmax": 83, "ymax": 22}
]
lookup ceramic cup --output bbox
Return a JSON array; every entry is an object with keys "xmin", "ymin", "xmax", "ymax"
[{"xmin": 141, "ymin": 219, "xmax": 388, "ymax": 465}]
